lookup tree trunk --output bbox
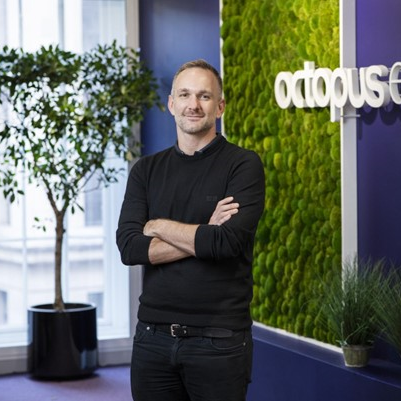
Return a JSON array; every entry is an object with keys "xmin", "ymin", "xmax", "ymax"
[{"xmin": 54, "ymin": 211, "xmax": 66, "ymax": 311}]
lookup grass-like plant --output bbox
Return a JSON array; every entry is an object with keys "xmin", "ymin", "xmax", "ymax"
[
  {"xmin": 318, "ymin": 258, "xmax": 387, "ymax": 347},
  {"xmin": 375, "ymin": 269, "xmax": 401, "ymax": 356}
]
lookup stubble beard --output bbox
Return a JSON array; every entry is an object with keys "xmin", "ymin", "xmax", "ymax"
[{"xmin": 176, "ymin": 115, "xmax": 214, "ymax": 136}]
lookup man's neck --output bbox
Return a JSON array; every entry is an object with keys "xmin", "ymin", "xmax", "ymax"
[{"xmin": 177, "ymin": 130, "xmax": 217, "ymax": 155}]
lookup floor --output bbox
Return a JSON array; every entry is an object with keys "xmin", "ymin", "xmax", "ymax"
[{"xmin": 0, "ymin": 365, "xmax": 132, "ymax": 401}]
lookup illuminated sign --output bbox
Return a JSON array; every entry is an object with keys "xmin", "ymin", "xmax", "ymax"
[{"xmin": 274, "ymin": 61, "xmax": 401, "ymax": 122}]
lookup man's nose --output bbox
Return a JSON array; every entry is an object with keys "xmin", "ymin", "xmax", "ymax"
[{"xmin": 188, "ymin": 94, "xmax": 200, "ymax": 109}]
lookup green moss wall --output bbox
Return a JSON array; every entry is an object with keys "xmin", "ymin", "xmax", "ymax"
[{"xmin": 221, "ymin": 0, "xmax": 340, "ymax": 343}]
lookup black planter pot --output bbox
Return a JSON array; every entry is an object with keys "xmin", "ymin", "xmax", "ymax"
[{"xmin": 28, "ymin": 303, "xmax": 98, "ymax": 379}]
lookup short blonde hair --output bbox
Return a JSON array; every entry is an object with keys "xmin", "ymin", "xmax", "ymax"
[{"xmin": 171, "ymin": 59, "xmax": 223, "ymax": 97}]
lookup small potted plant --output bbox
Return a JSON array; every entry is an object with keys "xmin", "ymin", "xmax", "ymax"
[
  {"xmin": 318, "ymin": 258, "xmax": 387, "ymax": 367},
  {"xmin": 0, "ymin": 42, "xmax": 160, "ymax": 378}
]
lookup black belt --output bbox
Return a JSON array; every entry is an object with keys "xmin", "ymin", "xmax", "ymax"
[{"xmin": 155, "ymin": 323, "xmax": 234, "ymax": 338}]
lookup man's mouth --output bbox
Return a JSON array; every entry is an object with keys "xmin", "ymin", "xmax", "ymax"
[{"xmin": 185, "ymin": 114, "xmax": 204, "ymax": 119}]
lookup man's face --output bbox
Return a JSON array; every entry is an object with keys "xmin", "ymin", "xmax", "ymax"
[{"xmin": 168, "ymin": 67, "xmax": 225, "ymax": 136}]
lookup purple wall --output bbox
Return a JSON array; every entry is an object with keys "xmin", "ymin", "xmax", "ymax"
[
  {"xmin": 139, "ymin": 0, "xmax": 221, "ymax": 155},
  {"xmin": 357, "ymin": 0, "xmax": 401, "ymax": 264}
]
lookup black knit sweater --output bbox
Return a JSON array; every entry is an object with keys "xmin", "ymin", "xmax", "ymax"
[{"xmin": 116, "ymin": 134, "xmax": 265, "ymax": 330}]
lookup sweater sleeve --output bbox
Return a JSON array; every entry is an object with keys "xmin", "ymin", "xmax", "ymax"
[
  {"xmin": 195, "ymin": 150, "xmax": 265, "ymax": 260},
  {"xmin": 116, "ymin": 160, "xmax": 152, "ymax": 266}
]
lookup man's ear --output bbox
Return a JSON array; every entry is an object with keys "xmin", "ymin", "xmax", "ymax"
[
  {"xmin": 168, "ymin": 95, "xmax": 175, "ymax": 116},
  {"xmin": 217, "ymin": 98, "xmax": 226, "ymax": 118}
]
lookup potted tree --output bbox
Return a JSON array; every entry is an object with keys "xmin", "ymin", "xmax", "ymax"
[
  {"xmin": 318, "ymin": 258, "xmax": 387, "ymax": 367},
  {"xmin": 0, "ymin": 42, "xmax": 160, "ymax": 378}
]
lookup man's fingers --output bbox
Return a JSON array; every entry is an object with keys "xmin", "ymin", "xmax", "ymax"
[
  {"xmin": 216, "ymin": 197, "xmax": 239, "ymax": 210},
  {"xmin": 208, "ymin": 197, "xmax": 240, "ymax": 225},
  {"xmin": 221, "ymin": 202, "xmax": 239, "ymax": 211},
  {"xmin": 217, "ymin": 196, "xmax": 234, "ymax": 206}
]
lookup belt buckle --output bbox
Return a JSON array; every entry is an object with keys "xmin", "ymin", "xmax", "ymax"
[
  {"xmin": 170, "ymin": 324, "xmax": 187, "ymax": 337},
  {"xmin": 170, "ymin": 324, "xmax": 180, "ymax": 337}
]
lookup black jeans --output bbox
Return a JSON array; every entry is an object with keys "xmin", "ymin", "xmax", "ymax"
[{"xmin": 131, "ymin": 321, "xmax": 253, "ymax": 401}]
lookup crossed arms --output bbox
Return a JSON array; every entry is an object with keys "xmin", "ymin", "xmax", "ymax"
[
  {"xmin": 116, "ymin": 148, "xmax": 265, "ymax": 267},
  {"xmin": 144, "ymin": 196, "xmax": 239, "ymax": 265}
]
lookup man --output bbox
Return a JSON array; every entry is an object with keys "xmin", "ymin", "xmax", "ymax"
[{"xmin": 116, "ymin": 59, "xmax": 265, "ymax": 401}]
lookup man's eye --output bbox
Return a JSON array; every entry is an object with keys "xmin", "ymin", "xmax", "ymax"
[
  {"xmin": 179, "ymin": 93, "xmax": 189, "ymax": 98},
  {"xmin": 200, "ymin": 94, "xmax": 210, "ymax": 100}
]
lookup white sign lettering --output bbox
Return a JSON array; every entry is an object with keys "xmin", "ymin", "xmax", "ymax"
[{"xmin": 274, "ymin": 61, "xmax": 401, "ymax": 122}]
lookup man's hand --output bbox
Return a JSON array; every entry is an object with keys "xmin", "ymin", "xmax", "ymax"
[{"xmin": 208, "ymin": 196, "xmax": 239, "ymax": 226}]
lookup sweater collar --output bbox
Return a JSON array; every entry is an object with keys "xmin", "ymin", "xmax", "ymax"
[{"xmin": 174, "ymin": 133, "xmax": 223, "ymax": 156}]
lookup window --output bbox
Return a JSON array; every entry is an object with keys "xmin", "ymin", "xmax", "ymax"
[
  {"xmin": 0, "ymin": 0, "xmax": 131, "ymax": 346},
  {"xmin": 0, "ymin": 291, "xmax": 7, "ymax": 325},
  {"xmin": 88, "ymin": 292, "xmax": 104, "ymax": 318},
  {"xmin": 0, "ymin": 1, "xmax": 5, "ymax": 45},
  {"xmin": 0, "ymin": 196, "xmax": 10, "ymax": 226},
  {"xmin": 85, "ymin": 174, "xmax": 103, "ymax": 227}
]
